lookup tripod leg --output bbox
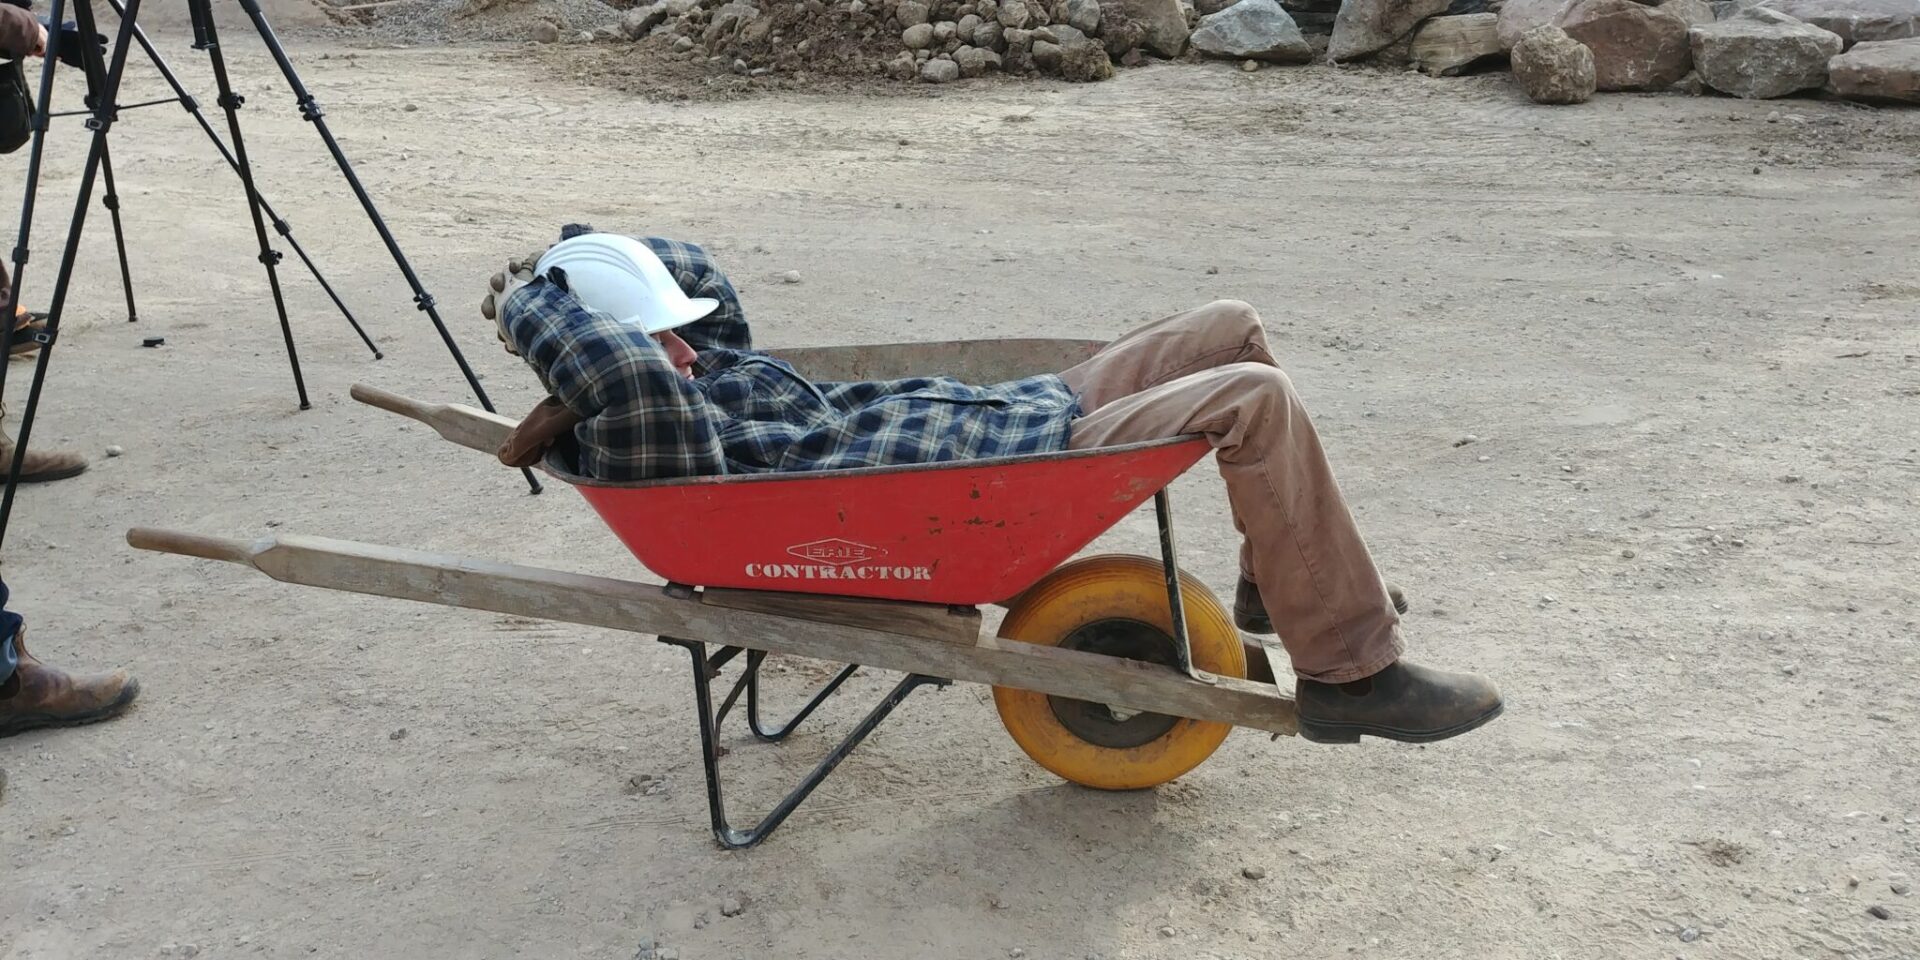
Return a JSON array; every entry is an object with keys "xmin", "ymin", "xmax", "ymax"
[
  {"xmin": 97, "ymin": 143, "xmax": 139, "ymax": 324},
  {"xmin": 100, "ymin": 0, "xmax": 383, "ymax": 359},
  {"xmin": 223, "ymin": 0, "xmax": 542, "ymax": 495},
  {"xmin": 0, "ymin": 0, "xmax": 146, "ymax": 555},
  {"xmin": 194, "ymin": 9, "xmax": 309, "ymax": 410},
  {"xmin": 0, "ymin": 0, "xmax": 71, "ymax": 388}
]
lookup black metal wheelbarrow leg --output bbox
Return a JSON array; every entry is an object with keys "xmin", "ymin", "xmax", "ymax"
[{"xmin": 659, "ymin": 636, "xmax": 947, "ymax": 849}]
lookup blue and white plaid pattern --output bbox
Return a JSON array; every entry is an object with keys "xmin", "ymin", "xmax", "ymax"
[{"xmin": 500, "ymin": 235, "xmax": 1079, "ymax": 482}]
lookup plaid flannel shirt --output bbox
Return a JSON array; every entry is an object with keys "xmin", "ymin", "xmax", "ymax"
[{"xmin": 500, "ymin": 235, "xmax": 1079, "ymax": 482}]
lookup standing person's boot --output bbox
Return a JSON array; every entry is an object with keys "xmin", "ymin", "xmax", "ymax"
[
  {"xmin": 0, "ymin": 627, "xmax": 139, "ymax": 737},
  {"xmin": 0, "ymin": 431, "xmax": 88, "ymax": 483}
]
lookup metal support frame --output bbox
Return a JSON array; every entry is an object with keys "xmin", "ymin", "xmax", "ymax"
[
  {"xmin": 658, "ymin": 635, "xmax": 947, "ymax": 849},
  {"xmin": 1152, "ymin": 488, "xmax": 1208, "ymax": 683},
  {"xmin": 190, "ymin": 0, "xmax": 309, "ymax": 408}
]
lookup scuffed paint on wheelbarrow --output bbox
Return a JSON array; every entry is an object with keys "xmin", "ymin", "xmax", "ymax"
[{"xmin": 567, "ymin": 436, "xmax": 1211, "ymax": 606}]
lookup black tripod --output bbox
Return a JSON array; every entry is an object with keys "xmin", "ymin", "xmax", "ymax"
[{"xmin": 0, "ymin": 0, "xmax": 541, "ymax": 554}]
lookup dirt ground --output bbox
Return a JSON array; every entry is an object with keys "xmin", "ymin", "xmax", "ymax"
[{"xmin": 1, "ymin": 21, "xmax": 1917, "ymax": 960}]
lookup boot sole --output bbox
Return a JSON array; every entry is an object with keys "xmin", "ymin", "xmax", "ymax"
[
  {"xmin": 0, "ymin": 679, "xmax": 140, "ymax": 738},
  {"xmin": 1297, "ymin": 699, "xmax": 1503, "ymax": 745},
  {"xmin": 7, "ymin": 461, "xmax": 89, "ymax": 484}
]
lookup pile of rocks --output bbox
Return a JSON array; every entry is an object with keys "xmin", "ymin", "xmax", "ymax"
[
  {"xmin": 608, "ymin": 0, "xmax": 1206, "ymax": 81},
  {"xmin": 1488, "ymin": 0, "xmax": 1919, "ymax": 103},
  {"xmin": 592, "ymin": 0, "xmax": 1920, "ymax": 99}
]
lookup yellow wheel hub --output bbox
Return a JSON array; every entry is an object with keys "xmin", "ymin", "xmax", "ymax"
[{"xmin": 993, "ymin": 554, "xmax": 1247, "ymax": 790}]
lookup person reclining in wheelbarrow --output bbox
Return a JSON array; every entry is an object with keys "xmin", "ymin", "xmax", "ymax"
[{"xmin": 481, "ymin": 226, "xmax": 1502, "ymax": 746}]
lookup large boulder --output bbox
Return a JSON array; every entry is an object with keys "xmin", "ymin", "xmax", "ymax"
[
  {"xmin": 1329, "ymin": 0, "xmax": 1454, "ymax": 59},
  {"xmin": 1190, "ymin": 0, "xmax": 1315, "ymax": 60},
  {"xmin": 1559, "ymin": 0, "xmax": 1694, "ymax": 88},
  {"xmin": 1409, "ymin": 12, "xmax": 1504, "ymax": 73},
  {"xmin": 1689, "ymin": 17, "xmax": 1844, "ymax": 95},
  {"xmin": 1661, "ymin": 0, "xmax": 1716, "ymax": 25},
  {"xmin": 1099, "ymin": 0, "xmax": 1190, "ymax": 54},
  {"xmin": 1757, "ymin": 0, "xmax": 1919, "ymax": 44},
  {"xmin": 1497, "ymin": 0, "xmax": 1576, "ymax": 47},
  {"xmin": 1826, "ymin": 35, "xmax": 1920, "ymax": 98},
  {"xmin": 1511, "ymin": 22, "xmax": 1597, "ymax": 99}
]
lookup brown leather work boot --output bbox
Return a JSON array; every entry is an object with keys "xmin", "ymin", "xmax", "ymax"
[
  {"xmin": 0, "ymin": 628, "xmax": 139, "ymax": 738},
  {"xmin": 1294, "ymin": 660, "xmax": 1501, "ymax": 744},
  {"xmin": 1233, "ymin": 576, "xmax": 1407, "ymax": 635},
  {"xmin": 0, "ymin": 432, "xmax": 88, "ymax": 483}
]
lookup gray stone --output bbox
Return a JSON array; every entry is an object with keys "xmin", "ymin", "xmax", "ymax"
[
  {"xmin": 999, "ymin": 0, "xmax": 1035, "ymax": 24},
  {"xmin": 1036, "ymin": 23, "xmax": 1090, "ymax": 42},
  {"xmin": 1100, "ymin": 14, "xmax": 1145, "ymax": 52},
  {"xmin": 975, "ymin": 19, "xmax": 1007, "ymax": 46},
  {"xmin": 955, "ymin": 42, "xmax": 1004, "ymax": 70},
  {"xmin": 1826, "ymin": 36, "xmax": 1920, "ymax": 100},
  {"xmin": 1560, "ymin": 0, "xmax": 1695, "ymax": 89},
  {"xmin": 1867, "ymin": 905, "xmax": 1893, "ymax": 920},
  {"xmin": 1663, "ymin": 0, "xmax": 1717, "ymax": 23},
  {"xmin": 1190, "ymin": 0, "xmax": 1313, "ymax": 61},
  {"xmin": 888, "ymin": 52, "xmax": 919, "ymax": 75},
  {"xmin": 1100, "ymin": 0, "xmax": 1189, "ymax": 54},
  {"xmin": 1195, "ymin": 0, "xmax": 1243, "ymax": 12},
  {"xmin": 898, "ymin": 0, "xmax": 932, "ymax": 24},
  {"xmin": 1067, "ymin": 0, "xmax": 1103, "ymax": 31},
  {"xmin": 1033, "ymin": 37, "xmax": 1066, "ymax": 66},
  {"xmin": 1329, "ymin": 0, "xmax": 1454, "ymax": 59},
  {"xmin": 1060, "ymin": 36, "xmax": 1118, "ymax": 75},
  {"xmin": 1242, "ymin": 865, "xmax": 1268, "ymax": 879},
  {"xmin": 958, "ymin": 12, "xmax": 984, "ymax": 36},
  {"xmin": 720, "ymin": 897, "xmax": 745, "ymax": 916},
  {"xmin": 622, "ymin": 2, "xmax": 671, "ymax": 39},
  {"xmin": 702, "ymin": 0, "xmax": 762, "ymax": 43},
  {"xmin": 1005, "ymin": 25, "xmax": 1035, "ymax": 44},
  {"xmin": 1409, "ymin": 12, "xmax": 1503, "ymax": 73},
  {"xmin": 531, "ymin": 19, "xmax": 562, "ymax": 42},
  {"xmin": 1758, "ymin": 0, "xmax": 1919, "ymax": 44},
  {"xmin": 934, "ymin": 18, "xmax": 961, "ymax": 39},
  {"xmin": 1497, "ymin": 0, "xmax": 1575, "ymax": 46},
  {"xmin": 1511, "ymin": 23, "xmax": 1597, "ymax": 100},
  {"xmin": 921, "ymin": 56, "xmax": 963, "ymax": 79},
  {"xmin": 1690, "ymin": 18, "xmax": 1843, "ymax": 96},
  {"xmin": 904, "ymin": 21, "xmax": 937, "ymax": 44}
]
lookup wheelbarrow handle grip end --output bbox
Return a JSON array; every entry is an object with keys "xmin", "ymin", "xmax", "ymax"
[
  {"xmin": 126, "ymin": 527, "xmax": 257, "ymax": 565},
  {"xmin": 349, "ymin": 382, "xmax": 426, "ymax": 420}
]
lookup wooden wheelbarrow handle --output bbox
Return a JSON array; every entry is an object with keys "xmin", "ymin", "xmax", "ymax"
[{"xmin": 349, "ymin": 383, "xmax": 516, "ymax": 455}]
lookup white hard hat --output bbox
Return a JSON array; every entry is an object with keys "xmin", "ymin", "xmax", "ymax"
[{"xmin": 533, "ymin": 234, "xmax": 719, "ymax": 334}]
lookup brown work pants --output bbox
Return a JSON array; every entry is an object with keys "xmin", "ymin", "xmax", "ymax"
[{"xmin": 1060, "ymin": 301, "xmax": 1402, "ymax": 683}]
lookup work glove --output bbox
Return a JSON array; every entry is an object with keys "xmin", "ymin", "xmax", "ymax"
[
  {"xmin": 499, "ymin": 395, "xmax": 583, "ymax": 469},
  {"xmin": 38, "ymin": 17, "xmax": 105, "ymax": 69}
]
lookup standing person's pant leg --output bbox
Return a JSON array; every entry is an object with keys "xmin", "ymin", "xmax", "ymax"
[{"xmin": 1066, "ymin": 360, "xmax": 1402, "ymax": 683}]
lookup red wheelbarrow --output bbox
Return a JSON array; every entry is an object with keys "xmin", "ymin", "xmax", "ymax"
[{"xmin": 129, "ymin": 338, "xmax": 1300, "ymax": 848}]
